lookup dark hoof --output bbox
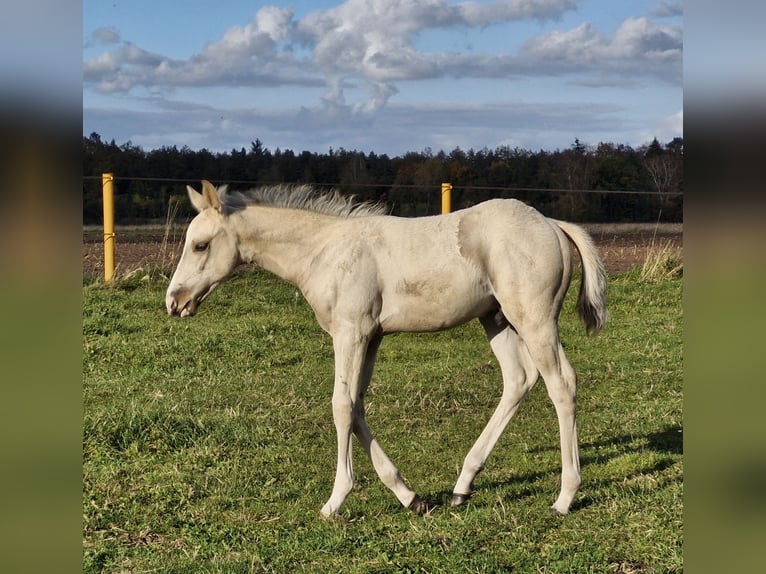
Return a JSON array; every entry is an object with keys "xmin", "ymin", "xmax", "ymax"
[
  {"xmin": 549, "ymin": 506, "xmax": 566, "ymax": 517},
  {"xmin": 408, "ymin": 495, "xmax": 430, "ymax": 515},
  {"xmin": 451, "ymin": 492, "xmax": 472, "ymax": 507}
]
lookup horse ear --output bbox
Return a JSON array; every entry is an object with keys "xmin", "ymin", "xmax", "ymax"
[
  {"xmin": 186, "ymin": 184, "xmax": 209, "ymax": 213},
  {"xmin": 201, "ymin": 180, "xmax": 222, "ymax": 212},
  {"xmin": 187, "ymin": 180, "xmax": 222, "ymax": 213}
]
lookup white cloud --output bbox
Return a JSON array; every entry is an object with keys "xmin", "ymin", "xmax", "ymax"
[
  {"xmin": 520, "ymin": 17, "xmax": 682, "ymax": 80},
  {"xmin": 353, "ymin": 81, "xmax": 399, "ymax": 114},
  {"xmin": 83, "ymin": 43, "xmax": 168, "ymax": 92},
  {"xmin": 85, "ymin": 1, "xmax": 582, "ymax": 99},
  {"xmin": 612, "ymin": 17, "xmax": 681, "ymax": 61},
  {"xmin": 84, "ymin": 6, "xmax": 305, "ymax": 93},
  {"xmin": 256, "ymin": 6, "xmax": 293, "ymax": 42},
  {"xmin": 90, "ymin": 26, "xmax": 121, "ymax": 45},
  {"xmin": 651, "ymin": 0, "xmax": 683, "ymax": 19},
  {"xmin": 199, "ymin": 6, "xmax": 293, "ymax": 61},
  {"xmin": 635, "ymin": 109, "xmax": 683, "ymax": 147},
  {"xmin": 457, "ymin": 0, "xmax": 577, "ymax": 25},
  {"xmin": 83, "ymin": 96, "xmax": 631, "ymax": 156},
  {"xmin": 83, "ymin": 0, "xmax": 683, "ymax": 148},
  {"xmin": 294, "ymin": 0, "xmax": 578, "ymax": 109},
  {"xmin": 659, "ymin": 109, "xmax": 683, "ymax": 139},
  {"xmin": 669, "ymin": 109, "xmax": 683, "ymax": 133}
]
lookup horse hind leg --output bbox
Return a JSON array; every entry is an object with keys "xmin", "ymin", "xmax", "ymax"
[
  {"xmin": 522, "ymin": 324, "xmax": 581, "ymax": 515},
  {"xmin": 452, "ymin": 312, "xmax": 539, "ymax": 505}
]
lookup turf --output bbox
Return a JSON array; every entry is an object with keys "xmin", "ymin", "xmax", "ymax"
[{"xmin": 83, "ymin": 268, "xmax": 682, "ymax": 573}]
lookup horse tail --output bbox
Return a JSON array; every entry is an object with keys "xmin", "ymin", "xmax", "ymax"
[{"xmin": 553, "ymin": 220, "xmax": 609, "ymax": 335}]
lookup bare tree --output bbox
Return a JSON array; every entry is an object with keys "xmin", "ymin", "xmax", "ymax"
[{"xmin": 643, "ymin": 138, "xmax": 681, "ymax": 210}]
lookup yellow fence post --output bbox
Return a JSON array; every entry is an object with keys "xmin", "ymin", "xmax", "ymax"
[
  {"xmin": 441, "ymin": 182, "xmax": 452, "ymax": 214},
  {"xmin": 102, "ymin": 173, "xmax": 115, "ymax": 282}
]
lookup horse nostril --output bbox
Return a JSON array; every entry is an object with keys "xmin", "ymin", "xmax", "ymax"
[{"xmin": 166, "ymin": 292, "xmax": 179, "ymax": 315}]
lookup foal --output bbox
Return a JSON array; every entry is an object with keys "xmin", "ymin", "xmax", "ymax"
[{"xmin": 166, "ymin": 181, "xmax": 608, "ymax": 517}]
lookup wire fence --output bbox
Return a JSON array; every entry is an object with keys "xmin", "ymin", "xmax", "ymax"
[{"xmin": 82, "ymin": 175, "xmax": 683, "ymax": 225}]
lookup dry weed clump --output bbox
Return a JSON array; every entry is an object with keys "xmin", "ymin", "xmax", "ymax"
[{"xmin": 640, "ymin": 238, "xmax": 683, "ymax": 281}]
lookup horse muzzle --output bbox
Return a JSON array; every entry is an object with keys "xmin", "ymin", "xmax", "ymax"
[
  {"xmin": 166, "ymin": 289, "xmax": 196, "ymax": 317},
  {"xmin": 166, "ymin": 282, "xmax": 219, "ymax": 317}
]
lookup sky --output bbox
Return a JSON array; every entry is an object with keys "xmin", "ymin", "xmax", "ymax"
[{"xmin": 82, "ymin": 0, "xmax": 683, "ymax": 156}]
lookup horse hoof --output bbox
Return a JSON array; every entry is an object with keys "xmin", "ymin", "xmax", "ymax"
[
  {"xmin": 408, "ymin": 495, "xmax": 430, "ymax": 515},
  {"xmin": 451, "ymin": 493, "xmax": 471, "ymax": 507},
  {"xmin": 549, "ymin": 506, "xmax": 567, "ymax": 517}
]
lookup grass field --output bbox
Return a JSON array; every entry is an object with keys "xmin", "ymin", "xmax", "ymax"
[{"xmin": 83, "ymin": 266, "xmax": 682, "ymax": 573}]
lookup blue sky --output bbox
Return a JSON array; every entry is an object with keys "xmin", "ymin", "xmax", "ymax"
[{"xmin": 83, "ymin": 0, "xmax": 682, "ymax": 156}]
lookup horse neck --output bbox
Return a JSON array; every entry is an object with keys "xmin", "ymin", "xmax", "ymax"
[{"xmin": 231, "ymin": 205, "xmax": 332, "ymax": 285}]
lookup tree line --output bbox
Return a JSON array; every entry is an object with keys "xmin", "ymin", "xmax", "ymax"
[{"xmin": 83, "ymin": 133, "xmax": 682, "ymax": 224}]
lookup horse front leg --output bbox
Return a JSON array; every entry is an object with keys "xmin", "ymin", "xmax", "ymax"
[
  {"xmin": 351, "ymin": 336, "xmax": 424, "ymax": 513},
  {"xmin": 320, "ymin": 330, "xmax": 422, "ymax": 517},
  {"xmin": 320, "ymin": 332, "xmax": 362, "ymax": 517},
  {"xmin": 321, "ymin": 328, "xmax": 389, "ymax": 517}
]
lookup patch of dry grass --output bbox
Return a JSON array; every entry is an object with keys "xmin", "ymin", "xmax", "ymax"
[{"xmin": 640, "ymin": 238, "xmax": 683, "ymax": 281}]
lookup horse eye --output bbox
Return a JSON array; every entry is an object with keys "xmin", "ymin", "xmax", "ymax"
[{"xmin": 193, "ymin": 241, "xmax": 209, "ymax": 252}]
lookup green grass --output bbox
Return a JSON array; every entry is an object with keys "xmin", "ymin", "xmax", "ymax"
[{"xmin": 83, "ymin": 268, "xmax": 682, "ymax": 573}]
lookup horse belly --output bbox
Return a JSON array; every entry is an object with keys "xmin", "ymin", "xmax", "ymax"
[{"xmin": 379, "ymin": 273, "xmax": 494, "ymax": 333}]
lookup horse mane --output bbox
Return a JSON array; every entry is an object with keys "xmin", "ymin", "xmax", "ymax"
[{"xmin": 220, "ymin": 184, "xmax": 389, "ymax": 218}]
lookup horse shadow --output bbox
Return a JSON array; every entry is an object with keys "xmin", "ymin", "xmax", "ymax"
[{"xmin": 420, "ymin": 424, "xmax": 683, "ymax": 513}]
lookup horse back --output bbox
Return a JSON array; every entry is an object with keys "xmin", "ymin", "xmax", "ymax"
[{"xmin": 351, "ymin": 200, "xmax": 566, "ymax": 333}]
